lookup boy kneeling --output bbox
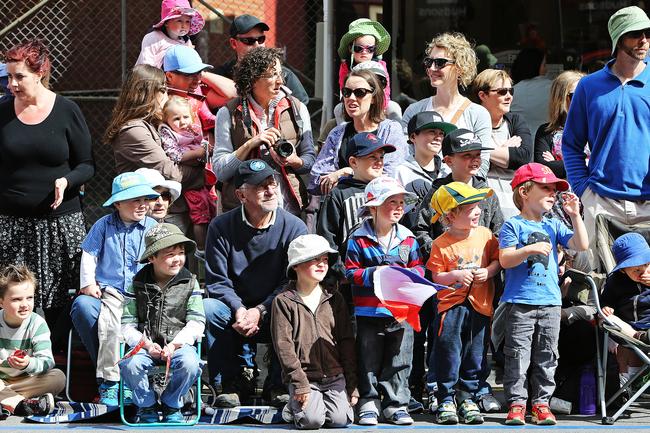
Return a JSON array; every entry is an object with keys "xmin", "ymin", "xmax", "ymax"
[{"xmin": 120, "ymin": 223, "xmax": 205, "ymax": 424}]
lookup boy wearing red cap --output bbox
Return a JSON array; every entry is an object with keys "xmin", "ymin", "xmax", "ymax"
[{"xmin": 499, "ymin": 163, "xmax": 588, "ymax": 425}]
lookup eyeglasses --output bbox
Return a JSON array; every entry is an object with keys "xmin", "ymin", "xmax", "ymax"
[
  {"xmin": 342, "ymin": 87, "xmax": 374, "ymax": 98},
  {"xmin": 488, "ymin": 87, "xmax": 515, "ymax": 96},
  {"xmin": 423, "ymin": 57, "xmax": 456, "ymax": 70},
  {"xmin": 352, "ymin": 44, "xmax": 376, "ymax": 54},
  {"xmin": 624, "ymin": 28, "xmax": 650, "ymax": 39},
  {"xmin": 260, "ymin": 70, "xmax": 284, "ymax": 81},
  {"xmin": 236, "ymin": 35, "xmax": 266, "ymax": 46}
]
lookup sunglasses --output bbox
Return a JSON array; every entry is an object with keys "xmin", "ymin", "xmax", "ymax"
[
  {"xmin": 352, "ymin": 44, "xmax": 376, "ymax": 54},
  {"xmin": 342, "ymin": 87, "xmax": 374, "ymax": 98},
  {"xmin": 149, "ymin": 191, "xmax": 173, "ymax": 201},
  {"xmin": 624, "ymin": 28, "xmax": 650, "ymax": 39},
  {"xmin": 423, "ymin": 57, "xmax": 455, "ymax": 70},
  {"xmin": 236, "ymin": 35, "xmax": 266, "ymax": 46},
  {"xmin": 489, "ymin": 87, "xmax": 515, "ymax": 96}
]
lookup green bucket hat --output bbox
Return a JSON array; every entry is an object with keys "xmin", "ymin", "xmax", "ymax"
[
  {"xmin": 139, "ymin": 223, "xmax": 196, "ymax": 263},
  {"xmin": 337, "ymin": 18, "xmax": 391, "ymax": 60},
  {"xmin": 608, "ymin": 6, "xmax": 650, "ymax": 54}
]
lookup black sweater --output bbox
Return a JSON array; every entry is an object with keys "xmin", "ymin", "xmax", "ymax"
[
  {"xmin": 0, "ymin": 95, "xmax": 94, "ymax": 216},
  {"xmin": 501, "ymin": 112, "xmax": 534, "ymax": 169},
  {"xmin": 534, "ymin": 123, "xmax": 567, "ymax": 178}
]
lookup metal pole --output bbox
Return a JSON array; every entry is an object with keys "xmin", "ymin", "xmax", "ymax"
[
  {"xmin": 391, "ymin": 0, "xmax": 400, "ymax": 97},
  {"xmin": 0, "ymin": 0, "xmax": 52, "ymax": 39},
  {"xmin": 321, "ymin": 0, "xmax": 334, "ymax": 129},
  {"xmin": 121, "ymin": 0, "xmax": 127, "ymax": 82}
]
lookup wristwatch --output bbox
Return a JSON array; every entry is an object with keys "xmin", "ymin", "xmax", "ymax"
[{"xmin": 255, "ymin": 304, "xmax": 268, "ymax": 319}]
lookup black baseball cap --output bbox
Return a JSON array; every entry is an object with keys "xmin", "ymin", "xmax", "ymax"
[
  {"xmin": 407, "ymin": 111, "xmax": 457, "ymax": 136},
  {"xmin": 230, "ymin": 14, "xmax": 270, "ymax": 38},
  {"xmin": 442, "ymin": 128, "xmax": 492, "ymax": 156},
  {"xmin": 345, "ymin": 132, "xmax": 396, "ymax": 161},
  {"xmin": 234, "ymin": 159, "xmax": 277, "ymax": 188}
]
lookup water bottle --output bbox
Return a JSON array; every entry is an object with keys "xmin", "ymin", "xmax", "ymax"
[{"xmin": 579, "ymin": 365, "xmax": 597, "ymax": 415}]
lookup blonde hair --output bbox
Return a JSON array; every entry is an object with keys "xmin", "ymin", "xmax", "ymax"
[
  {"xmin": 439, "ymin": 206, "xmax": 463, "ymax": 228},
  {"xmin": 162, "ymin": 95, "xmax": 193, "ymax": 123},
  {"xmin": 425, "ymin": 32, "xmax": 477, "ymax": 88},
  {"xmin": 547, "ymin": 70, "xmax": 585, "ymax": 132},
  {"xmin": 470, "ymin": 69, "xmax": 512, "ymax": 104},
  {"xmin": 512, "ymin": 180, "xmax": 535, "ymax": 210}
]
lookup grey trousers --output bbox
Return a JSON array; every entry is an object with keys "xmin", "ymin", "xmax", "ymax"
[
  {"xmin": 288, "ymin": 374, "xmax": 353, "ymax": 429},
  {"xmin": 503, "ymin": 303, "xmax": 561, "ymax": 406},
  {"xmin": 97, "ymin": 287, "xmax": 124, "ymax": 382}
]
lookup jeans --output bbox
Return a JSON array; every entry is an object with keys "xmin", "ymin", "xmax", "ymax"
[
  {"xmin": 356, "ymin": 316, "xmax": 413, "ymax": 417},
  {"xmin": 503, "ymin": 303, "xmax": 561, "ymax": 405},
  {"xmin": 433, "ymin": 303, "xmax": 489, "ymax": 404},
  {"xmin": 119, "ymin": 345, "xmax": 203, "ymax": 409},
  {"xmin": 203, "ymin": 298, "xmax": 282, "ymax": 390},
  {"xmin": 70, "ymin": 294, "xmax": 101, "ymax": 365}
]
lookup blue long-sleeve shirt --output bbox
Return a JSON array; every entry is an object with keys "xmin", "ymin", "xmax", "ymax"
[{"xmin": 563, "ymin": 60, "xmax": 650, "ymax": 200}]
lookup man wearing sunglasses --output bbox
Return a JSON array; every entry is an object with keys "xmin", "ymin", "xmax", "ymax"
[
  {"xmin": 214, "ymin": 14, "xmax": 309, "ymax": 105},
  {"xmin": 563, "ymin": 5, "xmax": 650, "ymax": 271}
]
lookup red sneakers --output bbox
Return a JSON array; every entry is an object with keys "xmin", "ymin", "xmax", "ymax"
[
  {"xmin": 505, "ymin": 404, "xmax": 526, "ymax": 425},
  {"xmin": 531, "ymin": 403, "xmax": 557, "ymax": 425}
]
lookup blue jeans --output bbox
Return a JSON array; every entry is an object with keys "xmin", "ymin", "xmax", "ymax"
[
  {"xmin": 203, "ymin": 298, "xmax": 282, "ymax": 389},
  {"xmin": 433, "ymin": 303, "xmax": 489, "ymax": 404},
  {"xmin": 70, "ymin": 294, "xmax": 100, "ymax": 366},
  {"xmin": 119, "ymin": 345, "xmax": 203, "ymax": 409}
]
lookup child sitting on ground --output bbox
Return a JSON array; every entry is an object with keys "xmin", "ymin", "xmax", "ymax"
[
  {"xmin": 159, "ymin": 95, "xmax": 217, "ymax": 256},
  {"xmin": 345, "ymin": 176, "xmax": 423, "ymax": 426},
  {"xmin": 0, "ymin": 265, "xmax": 65, "ymax": 417},
  {"xmin": 272, "ymin": 234, "xmax": 357, "ymax": 429},
  {"xmin": 120, "ymin": 223, "xmax": 205, "ymax": 424},
  {"xmin": 499, "ymin": 163, "xmax": 588, "ymax": 425},
  {"xmin": 427, "ymin": 182, "xmax": 501, "ymax": 425},
  {"xmin": 73, "ymin": 172, "xmax": 159, "ymax": 406}
]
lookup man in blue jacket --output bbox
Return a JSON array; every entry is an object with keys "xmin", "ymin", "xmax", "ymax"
[
  {"xmin": 563, "ymin": 5, "xmax": 650, "ymax": 270},
  {"xmin": 204, "ymin": 159, "xmax": 307, "ymax": 408}
]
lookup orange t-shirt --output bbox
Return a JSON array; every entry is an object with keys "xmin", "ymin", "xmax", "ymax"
[{"xmin": 427, "ymin": 226, "xmax": 499, "ymax": 317}]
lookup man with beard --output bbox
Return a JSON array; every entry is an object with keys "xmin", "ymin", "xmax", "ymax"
[
  {"xmin": 203, "ymin": 159, "xmax": 307, "ymax": 408},
  {"xmin": 563, "ymin": 6, "xmax": 650, "ymax": 270}
]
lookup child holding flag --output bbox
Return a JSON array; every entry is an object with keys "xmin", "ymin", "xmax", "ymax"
[
  {"xmin": 345, "ymin": 176, "xmax": 424, "ymax": 425},
  {"xmin": 427, "ymin": 182, "xmax": 501, "ymax": 425}
]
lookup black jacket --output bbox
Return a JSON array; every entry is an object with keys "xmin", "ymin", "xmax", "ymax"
[
  {"xmin": 534, "ymin": 123, "xmax": 567, "ymax": 178},
  {"xmin": 502, "ymin": 112, "xmax": 534, "ymax": 169}
]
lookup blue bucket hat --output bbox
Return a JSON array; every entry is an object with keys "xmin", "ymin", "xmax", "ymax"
[
  {"xmin": 612, "ymin": 232, "xmax": 650, "ymax": 272},
  {"xmin": 103, "ymin": 172, "xmax": 160, "ymax": 207}
]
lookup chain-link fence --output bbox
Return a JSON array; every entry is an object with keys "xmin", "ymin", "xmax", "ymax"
[{"xmin": 1, "ymin": 0, "xmax": 323, "ymax": 226}]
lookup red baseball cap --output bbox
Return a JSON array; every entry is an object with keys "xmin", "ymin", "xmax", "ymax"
[{"xmin": 511, "ymin": 163, "xmax": 570, "ymax": 191}]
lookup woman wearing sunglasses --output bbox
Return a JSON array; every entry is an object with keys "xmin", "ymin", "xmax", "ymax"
[
  {"xmin": 402, "ymin": 33, "xmax": 491, "ymax": 180},
  {"xmin": 533, "ymin": 71, "xmax": 585, "ymax": 179},
  {"xmin": 471, "ymin": 68, "xmax": 533, "ymax": 219},
  {"xmin": 309, "ymin": 69, "xmax": 407, "ymax": 195}
]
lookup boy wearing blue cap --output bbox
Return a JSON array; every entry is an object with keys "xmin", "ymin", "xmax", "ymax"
[{"xmin": 71, "ymin": 172, "xmax": 159, "ymax": 406}]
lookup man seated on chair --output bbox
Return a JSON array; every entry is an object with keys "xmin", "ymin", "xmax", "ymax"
[
  {"xmin": 600, "ymin": 233, "xmax": 650, "ymax": 390},
  {"xmin": 120, "ymin": 223, "xmax": 205, "ymax": 424}
]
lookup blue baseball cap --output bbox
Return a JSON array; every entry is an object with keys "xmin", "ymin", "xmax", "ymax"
[
  {"xmin": 345, "ymin": 132, "xmax": 396, "ymax": 162},
  {"xmin": 163, "ymin": 45, "xmax": 213, "ymax": 74},
  {"xmin": 103, "ymin": 172, "xmax": 160, "ymax": 207},
  {"xmin": 612, "ymin": 232, "xmax": 650, "ymax": 272}
]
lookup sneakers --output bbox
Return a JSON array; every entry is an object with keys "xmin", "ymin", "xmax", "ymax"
[
  {"xmin": 428, "ymin": 391, "xmax": 439, "ymax": 413},
  {"xmin": 478, "ymin": 393, "xmax": 502, "ymax": 413},
  {"xmin": 358, "ymin": 411, "xmax": 378, "ymax": 425},
  {"xmin": 436, "ymin": 400, "xmax": 459, "ymax": 424},
  {"xmin": 123, "ymin": 386, "xmax": 133, "ymax": 405},
  {"xmin": 137, "ymin": 405, "xmax": 159, "ymax": 424},
  {"xmin": 214, "ymin": 368, "xmax": 256, "ymax": 408},
  {"xmin": 531, "ymin": 403, "xmax": 556, "ymax": 425},
  {"xmin": 214, "ymin": 392, "xmax": 240, "ymax": 408},
  {"xmin": 388, "ymin": 409, "xmax": 413, "ymax": 425},
  {"xmin": 407, "ymin": 396, "xmax": 424, "ymax": 413},
  {"xmin": 162, "ymin": 404, "xmax": 183, "ymax": 423},
  {"xmin": 505, "ymin": 403, "xmax": 526, "ymax": 425},
  {"xmin": 268, "ymin": 387, "xmax": 290, "ymax": 408},
  {"xmin": 458, "ymin": 399, "xmax": 484, "ymax": 424},
  {"xmin": 16, "ymin": 393, "xmax": 54, "ymax": 416},
  {"xmin": 98, "ymin": 381, "xmax": 119, "ymax": 406}
]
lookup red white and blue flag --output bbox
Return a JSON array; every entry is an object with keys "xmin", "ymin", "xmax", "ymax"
[{"xmin": 373, "ymin": 266, "xmax": 448, "ymax": 331}]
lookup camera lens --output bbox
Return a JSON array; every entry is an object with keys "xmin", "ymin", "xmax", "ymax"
[{"xmin": 275, "ymin": 139, "xmax": 294, "ymax": 158}]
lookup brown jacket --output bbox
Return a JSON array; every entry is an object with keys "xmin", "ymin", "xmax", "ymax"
[{"xmin": 271, "ymin": 282, "xmax": 358, "ymax": 397}]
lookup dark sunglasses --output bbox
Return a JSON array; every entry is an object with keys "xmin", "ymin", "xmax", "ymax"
[
  {"xmin": 236, "ymin": 35, "xmax": 266, "ymax": 46},
  {"xmin": 624, "ymin": 28, "xmax": 650, "ymax": 39},
  {"xmin": 489, "ymin": 87, "xmax": 515, "ymax": 96},
  {"xmin": 149, "ymin": 191, "xmax": 173, "ymax": 201},
  {"xmin": 352, "ymin": 44, "xmax": 376, "ymax": 54},
  {"xmin": 342, "ymin": 87, "xmax": 374, "ymax": 98},
  {"xmin": 423, "ymin": 57, "xmax": 455, "ymax": 70}
]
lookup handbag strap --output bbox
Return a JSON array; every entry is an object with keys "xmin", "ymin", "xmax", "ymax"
[{"xmin": 450, "ymin": 98, "xmax": 472, "ymax": 125}]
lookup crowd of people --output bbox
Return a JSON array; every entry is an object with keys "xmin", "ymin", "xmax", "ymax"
[{"xmin": 0, "ymin": 0, "xmax": 650, "ymax": 427}]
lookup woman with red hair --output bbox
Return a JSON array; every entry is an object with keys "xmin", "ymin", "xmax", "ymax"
[{"xmin": 0, "ymin": 39, "xmax": 94, "ymax": 327}]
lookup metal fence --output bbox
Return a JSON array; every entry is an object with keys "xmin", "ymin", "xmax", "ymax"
[{"xmin": 1, "ymin": 0, "xmax": 323, "ymax": 225}]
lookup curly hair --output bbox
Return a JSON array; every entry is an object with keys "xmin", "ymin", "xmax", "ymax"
[
  {"xmin": 470, "ymin": 68, "xmax": 512, "ymax": 104},
  {"xmin": 425, "ymin": 32, "xmax": 477, "ymax": 88},
  {"xmin": 233, "ymin": 47, "xmax": 284, "ymax": 98},
  {"xmin": 104, "ymin": 65, "xmax": 167, "ymax": 143},
  {"xmin": 0, "ymin": 264, "xmax": 36, "ymax": 299},
  {"xmin": 547, "ymin": 70, "xmax": 584, "ymax": 132},
  {"xmin": 342, "ymin": 69, "xmax": 385, "ymax": 124}
]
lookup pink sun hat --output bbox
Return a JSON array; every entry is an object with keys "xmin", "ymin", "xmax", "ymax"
[{"xmin": 153, "ymin": 0, "xmax": 205, "ymax": 36}]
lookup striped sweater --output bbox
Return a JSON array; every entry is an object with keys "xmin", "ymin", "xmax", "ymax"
[
  {"xmin": 345, "ymin": 220, "xmax": 425, "ymax": 318},
  {"xmin": 0, "ymin": 312, "xmax": 55, "ymax": 379}
]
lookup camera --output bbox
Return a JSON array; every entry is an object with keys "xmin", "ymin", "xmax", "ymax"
[{"xmin": 274, "ymin": 138, "xmax": 294, "ymax": 158}]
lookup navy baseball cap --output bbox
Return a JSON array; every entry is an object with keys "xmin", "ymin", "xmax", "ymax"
[
  {"xmin": 345, "ymin": 132, "xmax": 396, "ymax": 161},
  {"xmin": 234, "ymin": 159, "xmax": 277, "ymax": 188},
  {"xmin": 230, "ymin": 14, "xmax": 270, "ymax": 38},
  {"xmin": 442, "ymin": 128, "xmax": 492, "ymax": 156},
  {"xmin": 407, "ymin": 111, "xmax": 457, "ymax": 136}
]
